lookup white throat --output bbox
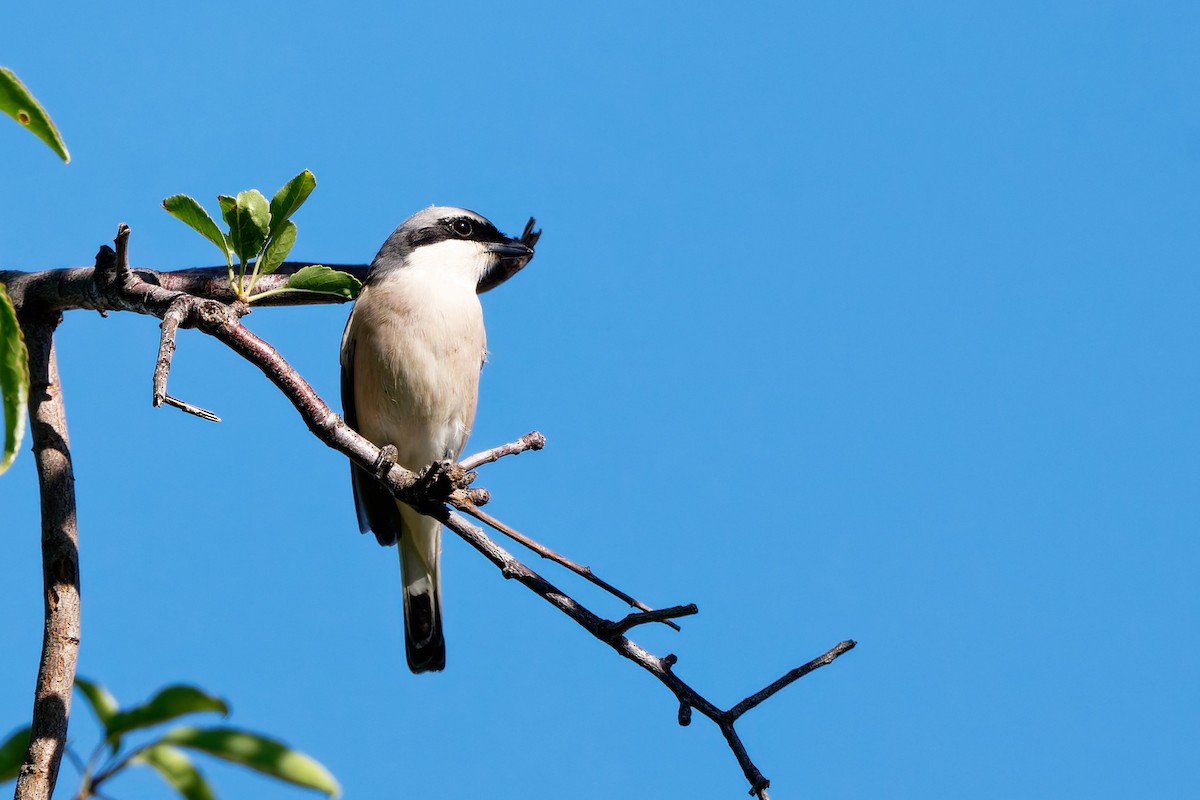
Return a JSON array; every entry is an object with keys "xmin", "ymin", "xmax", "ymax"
[{"xmin": 398, "ymin": 239, "xmax": 491, "ymax": 291}]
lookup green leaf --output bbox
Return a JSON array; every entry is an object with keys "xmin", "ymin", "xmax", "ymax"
[
  {"xmin": 162, "ymin": 195, "xmax": 233, "ymax": 264},
  {"xmin": 162, "ymin": 726, "xmax": 340, "ymax": 797},
  {"xmin": 106, "ymin": 685, "xmax": 229, "ymax": 742},
  {"xmin": 269, "ymin": 170, "xmax": 316, "ymax": 240},
  {"xmin": 133, "ymin": 744, "xmax": 217, "ymax": 800},
  {"xmin": 221, "ymin": 190, "xmax": 271, "ymax": 265},
  {"xmin": 0, "ymin": 726, "xmax": 31, "ymax": 783},
  {"xmin": 281, "ymin": 266, "xmax": 361, "ymax": 299},
  {"xmin": 75, "ymin": 677, "xmax": 120, "ymax": 735},
  {"xmin": 259, "ymin": 220, "xmax": 297, "ymax": 276},
  {"xmin": 0, "ymin": 68, "xmax": 69, "ymax": 162},
  {"xmin": 0, "ymin": 283, "xmax": 29, "ymax": 476}
]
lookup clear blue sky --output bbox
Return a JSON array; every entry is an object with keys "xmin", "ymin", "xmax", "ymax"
[{"xmin": 3, "ymin": 2, "xmax": 1198, "ymax": 798}]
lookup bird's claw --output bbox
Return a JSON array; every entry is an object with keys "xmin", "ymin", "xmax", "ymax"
[
  {"xmin": 414, "ymin": 459, "xmax": 467, "ymax": 502},
  {"xmin": 373, "ymin": 444, "xmax": 398, "ymax": 479}
]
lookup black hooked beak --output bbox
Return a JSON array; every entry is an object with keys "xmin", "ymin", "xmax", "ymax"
[
  {"xmin": 478, "ymin": 217, "xmax": 540, "ymax": 294},
  {"xmin": 485, "ymin": 239, "xmax": 535, "ymax": 260}
]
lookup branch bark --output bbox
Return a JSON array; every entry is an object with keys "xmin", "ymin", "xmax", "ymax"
[
  {"xmin": 0, "ymin": 263, "xmax": 366, "ymax": 312},
  {"xmin": 13, "ymin": 312, "xmax": 81, "ymax": 800},
  {"xmin": 0, "ymin": 212, "xmax": 539, "ymax": 311}
]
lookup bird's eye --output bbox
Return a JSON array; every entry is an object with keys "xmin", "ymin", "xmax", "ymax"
[{"xmin": 451, "ymin": 219, "xmax": 473, "ymax": 237}]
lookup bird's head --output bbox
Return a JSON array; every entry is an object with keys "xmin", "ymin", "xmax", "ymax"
[{"xmin": 368, "ymin": 206, "xmax": 534, "ymax": 291}]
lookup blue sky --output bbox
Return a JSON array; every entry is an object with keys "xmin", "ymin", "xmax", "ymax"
[{"xmin": 2, "ymin": 2, "xmax": 1198, "ymax": 797}]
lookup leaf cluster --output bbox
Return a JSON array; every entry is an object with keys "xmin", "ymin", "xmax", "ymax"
[
  {"xmin": 0, "ymin": 678, "xmax": 340, "ymax": 799},
  {"xmin": 163, "ymin": 172, "xmax": 361, "ymax": 303}
]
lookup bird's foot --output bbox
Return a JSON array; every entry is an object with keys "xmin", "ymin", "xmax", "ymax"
[
  {"xmin": 373, "ymin": 444, "xmax": 398, "ymax": 479},
  {"xmin": 413, "ymin": 459, "xmax": 464, "ymax": 502}
]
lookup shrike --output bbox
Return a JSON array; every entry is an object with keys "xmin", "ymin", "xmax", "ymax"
[{"xmin": 341, "ymin": 207, "xmax": 534, "ymax": 672}]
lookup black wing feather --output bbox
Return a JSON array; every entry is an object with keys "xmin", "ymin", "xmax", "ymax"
[{"xmin": 342, "ymin": 321, "xmax": 404, "ymax": 547}]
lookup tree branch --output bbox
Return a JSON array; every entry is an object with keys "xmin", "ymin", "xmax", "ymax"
[
  {"xmin": 95, "ymin": 226, "xmax": 428, "ymax": 505},
  {"xmin": 121, "ymin": 239, "xmax": 856, "ymax": 796},
  {"xmin": 601, "ymin": 605, "xmax": 699, "ymax": 638},
  {"xmin": 0, "ymin": 263, "xmax": 366, "ymax": 313},
  {"xmin": 6, "ymin": 223, "xmax": 854, "ymax": 799},
  {"xmin": 452, "ymin": 499, "xmax": 683, "ymax": 631},
  {"xmin": 726, "ymin": 639, "xmax": 858, "ymax": 723},
  {"xmin": 152, "ymin": 296, "xmax": 220, "ymax": 421},
  {"xmin": 14, "ymin": 312, "xmax": 81, "ymax": 800},
  {"xmin": 457, "ymin": 431, "xmax": 545, "ymax": 471},
  {"xmin": 111, "ymin": 225, "xmax": 856, "ymax": 797},
  {"xmin": 0, "ymin": 214, "xmax": 540, "ymax": 311}
]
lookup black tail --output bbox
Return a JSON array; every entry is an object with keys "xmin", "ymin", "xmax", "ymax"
[{"xmin": 403, "ymin": 587, "xmax": 445, "ymax": 672}]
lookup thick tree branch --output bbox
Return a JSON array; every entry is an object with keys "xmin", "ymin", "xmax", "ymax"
[
  {"xmin": 0, "ymin": 263, "xmax": 366, "ymax": 312},
  {"xmin": 0, "ymin": 214, "xmax": 539, "ymax": 311},
  {"xmin": 13, "ymin": 312, "xmax": 81, "ymax": 800}
]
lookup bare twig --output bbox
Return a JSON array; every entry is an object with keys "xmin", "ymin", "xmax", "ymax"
[
  {"xmin": 151, "ymin": 296, "xmax": 186, "ymax": 407},
  {"xmin": 457, "ymin": 431, "xmax": 546, "ymax": 471},
  {"xmin": 14, "ymin": 312, "xmax": 81, "ymax": 800},
  {"xmin": 452, "ymin": 500, "xmax": 683, "ymax": 632},
  {"xmin": 726, "ymin": 639, "xmax": 858, "ymax": 723},
  {"xmin": 159, "ymin": 395, "xmax": 221, "ymax": 422},
  {"xmin": 152, "ymin": 296, "xmax": 220, "ymax": 421},
  {"xmin": 602, "ymin": 605, "xmax": 699, "ymax": 638}
]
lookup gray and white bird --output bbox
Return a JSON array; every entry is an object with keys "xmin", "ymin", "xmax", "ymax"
[{"xmin": 340, "ymin": 207, "xmax": 534, "ymax": 672}]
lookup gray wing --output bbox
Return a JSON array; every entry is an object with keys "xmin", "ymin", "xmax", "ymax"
[{"xmin": 341, "ymin": 318, "xmax": 404, "ymax": 547}]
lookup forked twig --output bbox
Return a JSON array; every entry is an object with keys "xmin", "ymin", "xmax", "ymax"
[
  {"xmin": 453, "ymin": 499, "xmax": 683, "ymax": 632},
  {"xmin": 603, "ymin": 605, "xmax": 699, "ymax": 638},
  {"xmin": 150, "ymin": 296, "xmax": 220, "ymax": 421}
]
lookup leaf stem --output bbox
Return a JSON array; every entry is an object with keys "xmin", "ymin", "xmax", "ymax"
[{"xmin": 87, "ymin": 742, "xmax": 148, "ymax": 795}]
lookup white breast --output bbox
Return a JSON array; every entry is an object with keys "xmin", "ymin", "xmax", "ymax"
[{"xmin": 344, "ymin": 247, "xmax": 487, "ymax": 471}]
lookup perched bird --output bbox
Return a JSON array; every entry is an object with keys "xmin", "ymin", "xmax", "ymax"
[{"xmin": 340, "ymin": 207, "xmax": 534, "ymax": 672}]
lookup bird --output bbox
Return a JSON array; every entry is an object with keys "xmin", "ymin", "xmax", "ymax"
[{"xmin": 340, "ymin": 206, "xmax": 535, "ymax": 672}]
